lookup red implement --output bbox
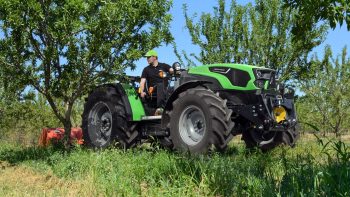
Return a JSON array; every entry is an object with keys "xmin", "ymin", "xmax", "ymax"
[{"xmin": 38, "ymin": 127, "xmax": 83, "ymax": 146}]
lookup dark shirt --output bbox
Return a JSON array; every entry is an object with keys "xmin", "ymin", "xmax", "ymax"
[{"xmin": 141, "ymin": 63, "xmax": 171, "ymax": 87}]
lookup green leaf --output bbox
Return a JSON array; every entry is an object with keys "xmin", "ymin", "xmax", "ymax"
[{"xmin": 0, "ymin": 0, "xmax": 173, "ymax": 137}]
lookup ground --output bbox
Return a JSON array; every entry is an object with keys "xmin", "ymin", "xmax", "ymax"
[
  {"xmin": 0, "ymin": 161, "xmax": 95, "ymax": 196},
  {"xmin": 0, "ymin": 133, "xmax": 349, "ymax": 196}
]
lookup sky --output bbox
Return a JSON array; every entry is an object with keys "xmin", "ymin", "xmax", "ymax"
[{"xmin": 126, "ymin": 0, "xmax": 350, "ymax": 76}]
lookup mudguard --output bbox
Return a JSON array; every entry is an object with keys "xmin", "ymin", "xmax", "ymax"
[
  {"xmin": 119, "ymin": 83, "xmax": 146, "ymax": 121},
  {"xmin": 93, "ymin": 83, "xmax": 145, "ymax": 121}
]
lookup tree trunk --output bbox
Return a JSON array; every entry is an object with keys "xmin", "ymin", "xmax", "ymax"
[
  {"xmin": 62, "ymin": 101, "xmax": 73, "ymax": 147},
  {"xmin": 63, "ymin": 120, "xmax": 72, "ymax": 147}
]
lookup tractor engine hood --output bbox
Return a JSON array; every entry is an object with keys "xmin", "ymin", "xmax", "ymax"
[{"xmin": 188, "ymin": 63, "xmax": 276, "ymax": 91}]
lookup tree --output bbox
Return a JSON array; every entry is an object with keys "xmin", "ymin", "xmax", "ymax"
[
  {"xmin": 0, "ymin": 92, "xmax": 64, "ymax": 145},
  {"xmin": 284, "ymin": 0, "xmax": 350, "ymax": 38},
  {"xmin": 0, "ymin": 0, "xmax": 173, "ymax": 144},
  {"xmin": 179, "ymin": 0, "xmax": 327, "ymax": 80},
  {"xmin": 298, "ymin": 46, "xmax": 350, "ymax": 136}
]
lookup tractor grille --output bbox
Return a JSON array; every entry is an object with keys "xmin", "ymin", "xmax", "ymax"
[{"xmin": 209, "ymin": 67, "xmax": 250, "ymax": 87}]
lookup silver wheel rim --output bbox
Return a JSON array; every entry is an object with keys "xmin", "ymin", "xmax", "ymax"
[
  {"xmin": 179, "ymin": 105, "xmax": 206, "ymax": 146},
  {"xmin": 88, "ymin": 102, "xmax": 112, "ymax": 147}
]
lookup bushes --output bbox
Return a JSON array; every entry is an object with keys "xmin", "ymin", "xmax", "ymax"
[{"xmin": 0, "ymin": 95, "xmax": 83, "ymax": 146}]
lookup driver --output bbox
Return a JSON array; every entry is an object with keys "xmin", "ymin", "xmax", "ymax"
[{"xmin": 140, "ymin": 50, "xmax": 174, "ymax": 115}]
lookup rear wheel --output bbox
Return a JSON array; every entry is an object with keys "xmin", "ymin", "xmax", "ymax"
[
  {"xmin": 82, "ymin": 85, "xmax": 139, "ymax": 149},
  {"xmin": 168, "ymin": 88, "xmax": 234, "ymax": 154}
]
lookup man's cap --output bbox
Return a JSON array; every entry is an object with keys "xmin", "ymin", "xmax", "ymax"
[{"xmin": 144, "ymin": 50, "xmax": 158, "ymax": 57}]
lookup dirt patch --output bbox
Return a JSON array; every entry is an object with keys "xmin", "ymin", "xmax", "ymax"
[
  {"xmin": 0, "ymin": 162, "xmax": 97, "ymax": 196},
  {"xmin": 0, "ymin": 161, "xmax": 12, "ymax": 169},
  {"xmin": 339, "ymin": 134, "xmax": 350, "ymax": 142}
]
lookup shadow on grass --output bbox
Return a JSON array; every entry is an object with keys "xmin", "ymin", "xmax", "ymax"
[{"xmin": 0, "ymin": 143, "xmax": 69, "ymax": 164}]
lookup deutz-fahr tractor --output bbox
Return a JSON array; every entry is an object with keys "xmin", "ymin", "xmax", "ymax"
[{"xmin": 82, "ymin": 63, "xmax": 299, "ymax": 153}]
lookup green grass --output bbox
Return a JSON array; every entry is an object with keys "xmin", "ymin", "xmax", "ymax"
[{"xmin": 0, "ymin": 135, "xmax": 349, "ymax": 196}]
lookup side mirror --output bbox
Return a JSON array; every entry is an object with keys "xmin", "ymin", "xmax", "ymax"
[{"xmin": 172, "ymin": 62, "xmax": 181, "ymax": 71}]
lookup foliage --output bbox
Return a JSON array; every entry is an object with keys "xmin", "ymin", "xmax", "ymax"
[
  {"xmin": 178, "ymin": 0, "xmax": 327, "ymax": 80},
  {"xmin": 284, "ymin": 0, "xmax": 350, "ymax": 38},
  {"xmin": 0, "ymin": 0, "xmax": 173, "ymax": 141},
  {"xmin": 298, "ymin": 46, "xmax": 350, "ymax": 136},
  {"xmin": 0, "ymin": 90, "xmax": 84, "ymax": 145}
]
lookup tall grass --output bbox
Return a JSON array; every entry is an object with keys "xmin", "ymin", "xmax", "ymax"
[{"xmin": 0, "ymin": 135, "xmax": 349, "ymax": 196}]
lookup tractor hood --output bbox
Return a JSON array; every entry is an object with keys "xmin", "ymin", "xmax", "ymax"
[{"xmin": 188, "ymin": 64, "xmax": 276, "ymax": 91}]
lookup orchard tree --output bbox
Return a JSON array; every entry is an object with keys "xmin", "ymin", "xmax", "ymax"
[
  {"xmin": 299, "ymin": 46, "xmax": 350, "ymax": 136},
  {"xmin": 284, "ymin": 0, "xmax": 350, "ymax": 38},
  {"xmin": 180, "ymin": 0, "xmax": 327, "ymax": 80},
  {"xmin": 0, "ymin": 73, "xmax": 4, "ymax": 131},
  {"xmin": 0, "ymin": 0, "xmax": 173, "ymax": 144}
]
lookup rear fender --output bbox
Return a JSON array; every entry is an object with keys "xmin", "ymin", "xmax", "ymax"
[
  {"xmin": 119, "ymin": 83, "xmax": 145, "ymax": 121},
  {"xmin": 93, "ymin": 83, "xmax": 145, "ymax": 121}
]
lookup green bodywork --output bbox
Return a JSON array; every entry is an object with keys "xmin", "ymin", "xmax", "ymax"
[
  {"xmin": 124, "ymin": 63, "xmax": 272, "ymax": 121},
  {"xmin": 121, "ymin": 83, "xmax": 145, "ymax": 121},
  {"xmin": 188, "ymin": 63, "xmax": 269, "ymax": 90}
]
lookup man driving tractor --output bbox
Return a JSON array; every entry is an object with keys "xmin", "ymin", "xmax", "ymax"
[
  {"xmin": 83, "ymin": 49, "xmax": 299, "ymax": 153},
  {"xmin": 139, "ymin": 50, "xmax": 174, "ymax": 115}
]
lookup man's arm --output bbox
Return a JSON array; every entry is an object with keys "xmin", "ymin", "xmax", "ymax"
[
  {"xmin": 164, "ymin": 63, "xmax": 174, "ymax": 74},
  {"xmin": 169, "ymin": 67, "xmax": 174, "ymax": 74},
  {"xmin": 139, "ymin": 78, "xmax": 147, "ymax": 98}
]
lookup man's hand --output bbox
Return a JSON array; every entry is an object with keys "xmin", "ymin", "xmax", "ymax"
[
  {"xmin": 139, "ymin": 78, "xmax": 147, "ymax": 98},
  {"xmin": 140, "ymin": 92, "xmax": 147, "ymax": 98}
]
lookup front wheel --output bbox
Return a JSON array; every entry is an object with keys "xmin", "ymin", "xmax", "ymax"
[
  {"xmin": 168, "ymin": 88, "xmax": 234, "ymax": 154},
  {"xmin": 242, "ymin": 127, "xmax": 299, "ymax": 151}
]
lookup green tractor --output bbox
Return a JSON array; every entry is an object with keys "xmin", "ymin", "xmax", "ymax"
[{"xmin": 81, "ymin": 63, "xmax": 299, "ymax": 153}]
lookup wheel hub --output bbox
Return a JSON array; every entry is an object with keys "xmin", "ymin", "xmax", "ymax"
[
  {"xmin": 88, "ymin": 102, "xmax": 112, "ymax": 146},
  {"xmin": 179, "ymin": 105, "xmax": 206, "ymax": 145},
  {"xmin": 101, "ymin": 113, "xmax": 111, "ymax": 132}
]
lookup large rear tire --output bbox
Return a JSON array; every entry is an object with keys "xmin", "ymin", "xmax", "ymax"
[
  {"xmin": 82, "ymin": 85, "xmax": 139, "ymax": 149},
  {"xmin": 168, "ymin": 88, "xmax": 234, "ymax": 154}
]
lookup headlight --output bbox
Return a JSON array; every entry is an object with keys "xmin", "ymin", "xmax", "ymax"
[
  {"xmin": 254, "ymin": 80, "xmax": 265, "ymax": 88},
  {"xmin": 253, "ymin": 68, "xmax": 275, "ymax": 89},
  {"xmin": 256, "ymin": 70, "xmax": 262, "ymax": 78},
  {"xmin": 253, "ymin": 68, "xmax": 273, "ymax": 80}
]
